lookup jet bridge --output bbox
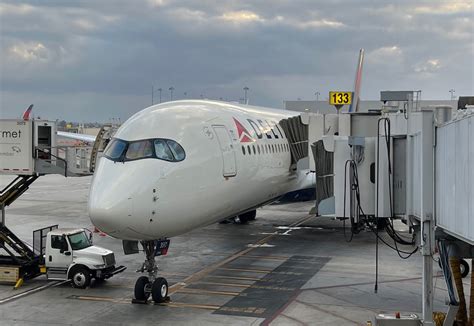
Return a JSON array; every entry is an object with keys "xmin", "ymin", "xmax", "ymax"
[{"xmin": 298, "ymin": 92, "xmax": 474, "ymax": 325}]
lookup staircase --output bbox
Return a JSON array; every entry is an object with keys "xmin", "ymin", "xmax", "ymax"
[{"xmin": 0, "ymin": 175, "xmax": 41, "ymax": 278}]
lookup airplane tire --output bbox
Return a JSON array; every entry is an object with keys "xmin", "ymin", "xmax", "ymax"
[
  {"xmin": 70, "ymin": 266, "xmax": 91, "ymax": 289},
  {"xmin": 152, "ymin": 277, "xmax": 168, "ymax": 303},
  {"xmin": 134, "ymin": 276, "xmax": 151, "ymax": 301},
  {"xmin": 246, "ymin": 210, "xmax": 257, "ymax": 221},
  {"xmin": 235, "ymin": 215, "xmax": 248, "ymax": 224},
  {"xmin": 236, "ymin": 210, "xmax": 256, "ymax": 224}
]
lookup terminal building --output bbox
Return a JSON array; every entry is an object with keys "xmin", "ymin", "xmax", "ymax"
[{"xmin": 284, "ymin": 99, "xmax": 458, "ymax": 114}]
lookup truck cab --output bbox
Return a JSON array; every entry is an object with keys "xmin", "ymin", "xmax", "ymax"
[{"xmin": 44, "ymin": 228, "xmax": 125, "ymax": 288}]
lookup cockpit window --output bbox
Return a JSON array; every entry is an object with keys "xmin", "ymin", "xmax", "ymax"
[
  {"xmin": 104, "ymin": 139, "xmax": 127, "ymax": 160},
  {"xmin": 154, "ymin": 140, "xmax": 174, "ymax": 161},
  {"xmin": 126, "ymin": 140, "xmax": 154, "ymax": 160},
  {"xmin": 104, "ymin": 137, "xmax": 185, "ymax": 163},
  {"xmin": 166, "ymin": 140, "xmax": 185, "ymax": 161}
]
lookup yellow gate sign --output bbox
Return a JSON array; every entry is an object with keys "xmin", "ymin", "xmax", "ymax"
[{"xmin": 329, "ymin": 91, "xmax": 352, "ymax": 106}]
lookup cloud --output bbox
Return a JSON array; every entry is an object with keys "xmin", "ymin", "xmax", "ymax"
[
  {"xmin": 0, "ymin": 3, "xmax": 34, "ymax": 15},
  {"xmin": 219, "ymin": 10, "xmax": 263, "ymax": 24},
  {"xmin": 296, "ymin": 19, "xmax": 346, "ymax": 29},
  {"xmin": 8, "ymin": 42, "xmax": 51, "ymax": 62},
  {"xmin": 368, "ymin": 46, "xmax": 403, "ymax": 63},
  {"xmin": 0, "ymin": 0, "xmax": 472, "ymax": 121},
  {"xmin": 414, "ymin": 2, "xmax": 472, "ymax": 15},
  {"xmin": 414, "ymin": 59, "xmax": 442, "ymax": 73}
]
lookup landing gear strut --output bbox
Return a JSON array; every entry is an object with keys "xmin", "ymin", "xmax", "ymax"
[{"xmin": 133, "ymin": 240, "xmax": 169, "ymax": 303}]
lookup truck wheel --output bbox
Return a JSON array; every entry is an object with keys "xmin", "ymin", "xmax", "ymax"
[
  {"xmin": 152, "ymin": 277, "xmax": 168, "ymax": 303},
  {"xmin": 134, "ymin": 276, "xmax": 151, "ymax": 301},
  {"xmin": 71, "ymin": 266, "xmax": 91, "ymax": 289}
]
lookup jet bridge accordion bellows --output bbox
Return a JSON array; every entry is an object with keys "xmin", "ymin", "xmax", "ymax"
[
  {"xmin": 311, "ymin": 140, "xmax": 334, "ymax": 212},
  {"xmin": 279, "ymin": 116, "xmax": 308, "ymax": 164}
]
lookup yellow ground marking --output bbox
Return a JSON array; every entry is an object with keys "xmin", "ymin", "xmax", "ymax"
[
  {"xmin": 161, "ymin": 302, "xmax": 220, "ymax": 310},
  {"xmin": 194, "ymin": 281, "xmax": 251, "ymax": 288},
  {"xmin": 176, "ymin": 288, "xmax": 240, "ymax": 296},
  {"xmin": 72, "ymin": 295, "xmax": 220, "ymax": 310},
  {"xmin": 218, "ymin": 267, "xmax": 272, "ymax": 274},
  {"xmin": 205, "ymin": 275, "xmax": 261, "ymax": 282}
]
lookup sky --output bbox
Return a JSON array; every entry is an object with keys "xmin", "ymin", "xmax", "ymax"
[{"xmin": 0, "ymin": 0, "xmax": 473, "ymax": 122}]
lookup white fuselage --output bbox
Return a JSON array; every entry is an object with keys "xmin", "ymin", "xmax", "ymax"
[{"xmin": 89, "ymin": 100, "xmax": 313, "ymax": 240}]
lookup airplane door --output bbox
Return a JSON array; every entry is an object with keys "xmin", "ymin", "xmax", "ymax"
[{"xmin": 212, "ymin": 125, "xmax": 237, "ymax": 177}]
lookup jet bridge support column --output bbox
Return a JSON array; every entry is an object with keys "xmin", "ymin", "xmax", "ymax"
[{"xmin": 420, "ymin": 109, "xmax": 435, "ymax": 325}]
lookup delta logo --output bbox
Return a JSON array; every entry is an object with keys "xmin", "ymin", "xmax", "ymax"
[{"xmin": 233, "ymin": 118, "xmax": 254, "ymax": 143}]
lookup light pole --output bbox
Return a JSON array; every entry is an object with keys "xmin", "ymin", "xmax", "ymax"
[
  {"xmin": 169, "ymin": 87, "xmax": 174, "ymax": 101},
  {"xmin": 152, "ymin": 86, "xmax": 163, "ymax": 104},
  {"xmin": 243, "ymin": 86, "xmax": 249, "ymax": 104},
  {"xmin": 449, "ymin": 89, "xmax": 456, "ymax": 100},
  {"xmin": 314, "ymin": 91, "xmax": 320, "ymax": 101}
]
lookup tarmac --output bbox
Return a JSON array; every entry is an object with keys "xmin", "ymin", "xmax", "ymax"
[{"xmin": 0, "ymin": 175, "xmax": 464, "ymax": 325}]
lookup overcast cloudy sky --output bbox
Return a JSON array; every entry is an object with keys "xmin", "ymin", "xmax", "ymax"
[{"xmin": 0, "ymin": 0, "xmax": 472, "ymax": 121}]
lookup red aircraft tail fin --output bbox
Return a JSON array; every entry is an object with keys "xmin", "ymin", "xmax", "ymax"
[{"xmin": 22, "ymin": 104, "xmax": 34, "ymax": 120}]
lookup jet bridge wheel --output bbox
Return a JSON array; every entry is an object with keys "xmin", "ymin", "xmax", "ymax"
[
  {"xmin": 438, "ymin": 258, "xmax": 470, "ymax": 278},
  {"xmin": 134, "ymin": 276, "xmax": 152, "ymax": 301},
  {"xmin": 151, "ymin": 277, "xmax": 168, "ymax": 303},
  {"xmin": 459, "ymin": 259, "xmax": 470, "ymax": 278}
]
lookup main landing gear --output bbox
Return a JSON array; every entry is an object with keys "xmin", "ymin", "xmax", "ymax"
[
  {"xmin": 234, "ymin": 210, "xmax": 257, "ymax": 224},
  {"xmin": 133, "ymin": 240, "xmax": 170, "ymax": 304}
]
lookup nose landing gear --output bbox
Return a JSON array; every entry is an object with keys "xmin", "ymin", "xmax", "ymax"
[{"xmin": 132, "ymin": 240, "xmax": 170, "ymax": 304}]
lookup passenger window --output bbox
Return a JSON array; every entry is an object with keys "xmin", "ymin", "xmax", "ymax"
[
  {"xmin": 166, "ymin": 140, "xmax": 185, "ymax": 161},
  {"xmin": 126, "ymin": 140, "xmax": 154, "ymax": 160},
  {"xmin": 258, "ymin": 145, "xmax": 261, "ymax": 154},
  {"xmin": 242, "ymin": 146, "xmax": 246, "ymax": 155},
  {"xmin": 154, "ymin": 140, "xmax": 174, "ymax": 161},
  {"xmin": 247, "ymin": 145, "xmax": 251, "ymax": 155},
  {"xmin": 252, "ymin": 145, "xmax": 256, "ymax": 155},
  {"xmin": 51, "ymin": 235, "xmax": 68, "ymax": 251}
]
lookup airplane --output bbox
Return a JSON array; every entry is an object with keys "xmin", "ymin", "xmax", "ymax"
[
  {"xmin": 87, "ymin": 100, "xmax": 315, "ymax": 303},
  {"xmin": 22, "ymin": 50, "xmax": 365, "ymax": 303}
]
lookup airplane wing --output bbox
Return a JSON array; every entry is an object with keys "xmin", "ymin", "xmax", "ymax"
[{"xmin": 57, "ymin": 131, "xmax": 96, "ymax": 144}]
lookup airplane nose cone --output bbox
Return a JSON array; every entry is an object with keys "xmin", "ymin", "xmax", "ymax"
[
  {"xmin": 88, "ymin": 160, "xmax": 134, "ymax": 236},
  {"xmin": 88, "ymin": 189, "xmax": 132, "ymax": 236}
]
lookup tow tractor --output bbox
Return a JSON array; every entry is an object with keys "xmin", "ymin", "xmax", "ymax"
[{"xmin": 0, "ymin": 118, "xmax": 123, "ymax": 288}]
